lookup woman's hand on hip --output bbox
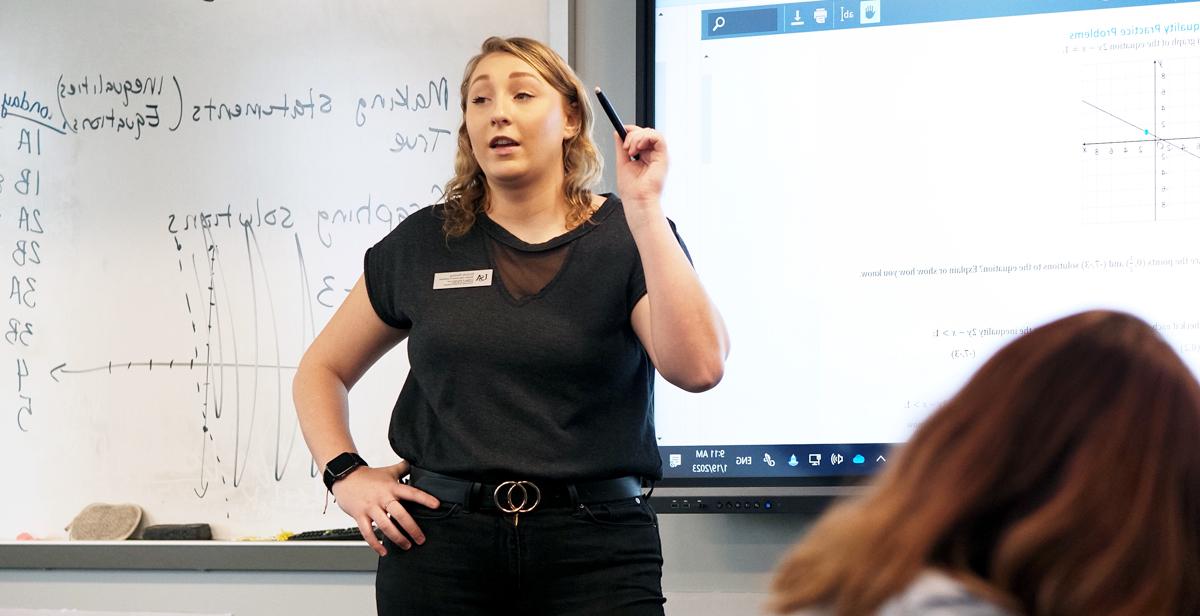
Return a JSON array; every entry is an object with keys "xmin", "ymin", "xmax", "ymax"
[{"xmin": 330, "ymin": 460, "xmax": 440, "ymax": 556}]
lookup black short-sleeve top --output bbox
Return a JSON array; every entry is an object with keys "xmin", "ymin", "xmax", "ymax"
[{"xmin": 363, "ymin": 194, "xmax": 688, "ymax": 482}]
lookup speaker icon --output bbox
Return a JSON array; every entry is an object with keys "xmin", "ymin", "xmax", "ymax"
[{"xmin": 831, "ymin": 453, "xmax": 845, "ymax": 465}]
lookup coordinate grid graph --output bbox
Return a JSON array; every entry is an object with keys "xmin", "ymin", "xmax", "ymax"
[
  {"xmin": 1082, "ymin": 57, "xmax": 1200, "ymax": 223},
  {"xmin": 45, "ymin": 220, "xmax": 323, "ymax": 515}
]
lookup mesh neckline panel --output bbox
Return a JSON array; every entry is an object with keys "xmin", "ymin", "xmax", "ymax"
[
  {"xmin": 476, "ymin": 195, "xmax": 617, "ymax": 302},
  {"xmin": 484, "ymin": 240, "xmax": 571, "ymax": 301}
]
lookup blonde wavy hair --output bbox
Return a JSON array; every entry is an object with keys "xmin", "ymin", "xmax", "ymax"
[{"xmin": 440, "ymin": 36, "xmax": 603, "ymax": 238}]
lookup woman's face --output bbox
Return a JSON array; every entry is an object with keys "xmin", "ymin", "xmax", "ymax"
[{"xmin": 464, "ymin": 52, "xmax": 578, "ymax": 188}]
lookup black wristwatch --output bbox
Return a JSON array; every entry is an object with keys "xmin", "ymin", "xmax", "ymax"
[{"xmin": 322, "ymin": 452, "xmax": 368, "ymax": 493}]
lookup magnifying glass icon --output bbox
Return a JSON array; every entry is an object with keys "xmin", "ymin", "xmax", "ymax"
[{"xmin": 712, "ymin": 15, "xmax": 725, "ymax": 32}]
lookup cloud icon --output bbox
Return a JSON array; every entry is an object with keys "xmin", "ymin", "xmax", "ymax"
[{"xmin": 852, "ymin": 454, "xmax": 866, "ymax": 464}]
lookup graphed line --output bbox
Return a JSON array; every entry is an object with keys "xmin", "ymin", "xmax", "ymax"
[{"xmin": 1082, "ymin": 99, "xmax": 1200, "ymax": 161}]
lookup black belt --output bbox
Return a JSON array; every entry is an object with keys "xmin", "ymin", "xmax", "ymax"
[{"xmin": 408, "ymin": 467, "xmax": 644, "ymax": 513}]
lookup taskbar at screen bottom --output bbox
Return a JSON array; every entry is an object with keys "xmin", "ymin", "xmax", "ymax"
[{"xmin": 658, "ymin": 443, "xmax": 899, "ymax": 480}]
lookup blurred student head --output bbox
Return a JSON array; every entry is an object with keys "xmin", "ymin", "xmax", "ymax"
[{"xmin": 771, "ymin": 310, "xmax": 1200, "ymax": 616}]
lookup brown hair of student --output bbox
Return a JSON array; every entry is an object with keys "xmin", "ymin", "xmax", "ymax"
[{"xmin": 770, "ymin": 310, "xmax": 1200, "ymax": 615}]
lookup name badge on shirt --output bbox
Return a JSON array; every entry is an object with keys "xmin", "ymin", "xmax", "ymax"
[{"xmin": 433, "ymin": 269, "xmax": 493, "ymax": 290}]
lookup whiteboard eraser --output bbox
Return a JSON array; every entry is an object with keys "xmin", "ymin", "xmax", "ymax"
[{"xmin": 141, "ymin": 523, "xmax": 213, "ymax": 540}]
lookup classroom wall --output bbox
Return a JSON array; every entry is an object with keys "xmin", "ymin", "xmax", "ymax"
[{"xmin": 0, "ymin": 2, "xmax": 816, "ymax": 614}]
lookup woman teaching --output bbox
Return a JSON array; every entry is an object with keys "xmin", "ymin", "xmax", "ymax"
[{"xmin": 293, "ymin": 36, "xmax": 729, "ymax": 615}]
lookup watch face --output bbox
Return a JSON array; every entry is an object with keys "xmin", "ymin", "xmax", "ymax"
[
  {"xmin": 326, "ymin": 452, "xmax": 365, "ymax": 477},
  {"xmin": 323, "ymin": 453, "xmax": 365, "ymax": 492}
]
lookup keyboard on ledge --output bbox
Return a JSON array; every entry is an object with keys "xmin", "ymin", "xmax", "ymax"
[{"xmin": 288, "ymin": 527, "xmax": 381, "ymax": 541}]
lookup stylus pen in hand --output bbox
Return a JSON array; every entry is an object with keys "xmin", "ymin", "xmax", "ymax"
[{"xmin": 594, "ymin": 86, "xmax": 639, "ymax": 161}]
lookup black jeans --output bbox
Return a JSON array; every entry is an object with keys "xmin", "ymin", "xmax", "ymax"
[{"xmin": 376, "ymin": 497, "xmax": 665, "ymax": 615}]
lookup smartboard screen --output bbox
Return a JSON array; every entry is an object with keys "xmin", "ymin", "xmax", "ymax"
[{"xmin": 651, "ymin": 0, "xmax": 1200, "ymax": 484}]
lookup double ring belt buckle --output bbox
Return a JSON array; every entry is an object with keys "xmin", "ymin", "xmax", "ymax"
[{"xmin": 493, "ymin": 480, "xmax": 541, "ymax": 526}]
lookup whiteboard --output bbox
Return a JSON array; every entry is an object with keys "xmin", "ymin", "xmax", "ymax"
[{"xmin": 0, "ymin": 0, "xmax": 560, "ymax": 540}]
